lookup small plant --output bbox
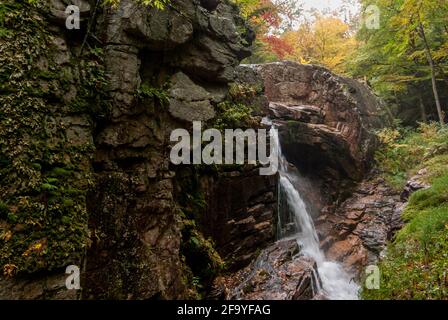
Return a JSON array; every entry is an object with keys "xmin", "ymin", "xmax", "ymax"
[
  {"xmin": 214, "ymin": 101, "xmax": 254, "ymax": 130},
  {"xmin": 228, "ymin": 83, "xmax": 261, "ymax": 103},
  {"xmin": 103, "ymin": 0, "xmax": 170, "ymax": 10},
  {"xmin": 0, "ymin": 202, "xmax": 9, "ymax": 219},
  {"xmin": 375, "ymin": 122, "xmax": 448, "ymax": 190},
  {"xmin": 137, "ymin": 83, "xmax": 169, "ymax": 106}
]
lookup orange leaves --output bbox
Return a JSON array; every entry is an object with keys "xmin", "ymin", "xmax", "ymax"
[{"xmin": 261, "ymin": 35, "xmax": 295, "ymax": 59}]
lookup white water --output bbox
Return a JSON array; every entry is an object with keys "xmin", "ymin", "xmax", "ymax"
[{"xmin": 268, "ymin": 119, "xmax": 359, "ymax": 300}]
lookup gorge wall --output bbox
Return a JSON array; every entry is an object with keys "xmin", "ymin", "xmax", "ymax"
[
  {"xmin": 214, "ymin": 62, "xmax": 388, "ymax": 300},
  {"xmin": 0, "ymin": 0, "xmax": 277, "ymax": 299}
]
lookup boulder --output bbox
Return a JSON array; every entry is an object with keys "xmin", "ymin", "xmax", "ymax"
[
  {"xmin": 214, "ymin": 240, "xmax": 322, "ymax": 300},
  {"xmin": 238, "ymin": 62, "xmax": 386, "ymax": 201},
  {"xmin": 318, "ymin": 175, "xmax": 406, "ymax": 276},
  {"xmin": 401, "ymin": 168, "xmax": 431, "ymax": 201}
]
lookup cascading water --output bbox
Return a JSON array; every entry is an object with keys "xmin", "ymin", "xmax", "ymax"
[{"xmin": 266, "ymin": 118, "xmax": 359, "ymax": 300}]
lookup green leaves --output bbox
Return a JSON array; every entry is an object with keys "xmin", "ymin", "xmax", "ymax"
[
  {"xmin": 137, "ymin": 83, "xmax": 169, "ymax": 106},
  {"xmin": 103, "ymin": 0, "xmax": 170, "ymax": 10},
  {"xmin": 351, "ymin": 0, "xmax": 448, "ymax": 117},
  {"xmin": 0, "ymin": 1, "xmax": 93, "ymax": 275},
  {"xmin": 375, "ymin": 122, "xmax": 448, "ymax": 190}
]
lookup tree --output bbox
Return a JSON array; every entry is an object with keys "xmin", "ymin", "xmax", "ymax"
[
  {"xmin": 281, "ymin": 16, "xmax": 357, "ymax": 74},
  {"xmin": 234, "ymin": 0, "xmax": 302, "ymax": 63},
  {"xmin": 351, "ymin": 0, "xmax": 448, "ymax": 125}
]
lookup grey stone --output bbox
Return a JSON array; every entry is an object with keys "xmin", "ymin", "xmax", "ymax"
[{"xmin": 168, "ymin": 72, "xmax": 216, "ymax": 122}]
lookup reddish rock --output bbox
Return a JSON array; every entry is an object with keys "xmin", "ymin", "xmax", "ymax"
[
  {"xmin": 317, "ymin": 173, "xmax": 422, "ymax": 279},
  {"xmin": 326, "ymin": 235, "xmax": 368, "ymax": 274},
  {"xmin": 250, "ymin": 62, "xmax": 385, "ymax": 187}
]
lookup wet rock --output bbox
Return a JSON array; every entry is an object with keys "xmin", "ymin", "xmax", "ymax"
[
  {"xmin": 401, "ymin": 169, "xmax": 431, "ymax": 201},
  {"xmin": 326, "ymin": 235, "xmax": 369, "ymax": 274},
  {"xmin": 215, "ymin": 240, "xmax": 322, "ymax": 300},
  {"xmin": 240, "ymin": 62, "xmax": 386, "ymax": 202},
  {"xmin": 318, "ymin": 173, "xmax": 423, "ymax": 278},
  {"xmin": 201, "ymin": 169, "xmax": 277, "ymax": 270}
]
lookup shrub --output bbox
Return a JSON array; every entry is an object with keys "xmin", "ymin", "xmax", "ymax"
[{"xmin": 375, "ymin": 122, "xmax": 448, "ymax": 190}]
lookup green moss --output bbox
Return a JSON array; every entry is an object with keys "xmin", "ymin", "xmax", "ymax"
[
  {"xmin": 213, "ymin": 101, "xmax": 255, "ymax": 130},
  {"xmin": 0, "ymin": 202, "xmax": 9, "ymax": 220},
  {"xmin": 137, "ymin": 83, "xmax": 169, "ymax": 107},
  {"xmin": 228, "ymin": 82, "xmax": 262, "ymax": 104},
  {"xmin": 176, "ymin": 167, "xmax": 225, "ymax": 298},
  {"xmin": 0, "ymin": 1, "xmax": 106, "ymax": 275}
]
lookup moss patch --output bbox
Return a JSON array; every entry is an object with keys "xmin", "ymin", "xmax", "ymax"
[
  {"xmin": 176, "ymin": 167, "xmax": 225, "ymax": 298},
  {"xmin": 0, "ymin": 1, "xmax": 107, "ymax": 275}
]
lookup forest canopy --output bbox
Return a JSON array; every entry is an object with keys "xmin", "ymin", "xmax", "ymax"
[{"xmin": 235, "ymin": 0, "xmax": 447, "ymax": 126}]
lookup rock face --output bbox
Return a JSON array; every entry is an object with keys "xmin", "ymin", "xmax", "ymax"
[
  {"xmin": 212, "ymin": 240, "xmax": 322, "ymax": 300},
  {"xmin": 168, "ymin": 72, "xmax": 216, "ymax": 122},
  {"xmin": 317, "ymin": 170, "xmax": 429, "ymax": 276},
  {"xmin": 84, "ymin": 0, "xmax": 259, "ymax": 299},
  {"xmin": 400, "ymin": 169, "xmax": 431, "ymax": 201},
  {"xmin": 1, "ymin": 0, "xmax": 277, "ymax": 300},
  {"xmin": 201, "ymin": 168, "xmax": 277, "ymax": 270},
  {"xmin": 239, "ymin": 62, "xmax": 385, "ymax": 204},
  {"xmin": 0, "ymin": 272, "xmax": 77, "ymax": 300},
  {"xmin": 1, "ymin": 1, "xmax": 401, "ymax": 301}
]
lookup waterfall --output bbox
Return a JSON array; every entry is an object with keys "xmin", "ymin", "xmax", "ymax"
[{"xmin": 266, "ymin": 118, "xmax": 359, "ymax": 300}]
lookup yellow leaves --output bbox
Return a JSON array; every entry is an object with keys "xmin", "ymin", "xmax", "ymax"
[
  {"xmin": 22, "ymin": 238, "xmax": 47, "ymax": 257},
  {"xmin": 3, "ymin": 264, "xmax": 17, "ymax": 278},
  {"xmin": 432, "ymin": 43, "xmax": 448, "ymax": 62},
  {"xmin": 377, "ymin": 128, "xmax": 401, "ymax": 145},
  {"xmin": 419, "ymin": 122, "xmax": 440, "ymax": 139},
  {"xmin": 0, "ymin": 230, "xmax": 13, "ymax": 242},
  {"xmin": 103, "ymin": 0, "xmax": 169, "ymax": 10},
  {"xmin": 281, "ymin": 16, "xmax": 357, "ymax": 74}
]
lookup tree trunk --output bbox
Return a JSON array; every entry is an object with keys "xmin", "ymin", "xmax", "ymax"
[
  {"xmin": 418, "ymin": 22, "xmax": 445, "ymax": 125},
  {"xmin": 419, "ymin": 93, "xmax": 427, "ymax": 123}
]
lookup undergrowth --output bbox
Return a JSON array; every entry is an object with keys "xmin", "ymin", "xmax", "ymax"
[{"xmin": 363, "ymin": 122, "xmax": 448, "ymax": 300}]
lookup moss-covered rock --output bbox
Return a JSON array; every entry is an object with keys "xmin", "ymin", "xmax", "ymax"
[{"xmin": 0, "ymin": 0, "xmax": 108, "ymax": 276}]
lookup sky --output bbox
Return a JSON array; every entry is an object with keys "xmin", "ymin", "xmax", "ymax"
[{"xmin": 300, "ymin": 0, "xmax": 360, "ymax": 20}]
